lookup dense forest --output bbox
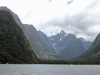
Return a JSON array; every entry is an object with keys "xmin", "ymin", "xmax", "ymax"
[{"xmin": 0, "ymin": 10, "xmax": 37, "ymax": 64}]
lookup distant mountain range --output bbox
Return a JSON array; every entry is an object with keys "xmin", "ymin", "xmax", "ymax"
[
  {"xmin": 38, "ymin": 30, "xmax": 92, "ymax": 59},
  {"xmin": 0, "ymin": 6, "xmax": 60, "ymax": 60},
  {"xmin": 1, "ymin": 6, "xmax": 100, "ymax": 64}
]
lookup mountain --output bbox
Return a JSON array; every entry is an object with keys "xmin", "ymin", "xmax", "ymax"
[
  {"xmin": 23, "ymin": 24, "xmax": 60, "ymax": 60},
  {"xmin": 0, "ymin": 10, "xmax": 37, "ymax": 64},
  {"xmin": 0, "ymin": 6, "xmax": 94, "ymax": 61},
  {"xmin": 0, "ymin": 6, "xmax": 24, "ymax": 30},
  {"xmin": 49, "ymin": 30, "xmax": 68, "ymax": 52},
  {"xmin": 38, "ymin": 30, "xmax": 55, "ymax": 50},
  {"xmin": 38, "ymin": 30, "xmax": 92, "ymax": 53},
  {"xmin": 59, "ymin": 36, "xmax": 86, "ymax": 59},
  {"xmin": 49, "ymin": 30, "xmax": 92, "ymax": 52},
  {"xmin": 76, "ymin": 33, "xmax": 100, "ymax": 60},
  {"xmin": 38, "ymin": 30, "xmax": 71, "ymax": 53},
  {"xmin": 0, "ymin": 6, "xmax": 60, "ymax": 60},
  {"xmin": 78, "ymin": 38, "xmax": 92, "ymax": 49},
  {"xmin": 38, "ymin": 30, "xmax": 92, "ymax": 60}
]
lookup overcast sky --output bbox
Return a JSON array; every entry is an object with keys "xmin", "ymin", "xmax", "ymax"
[{"xmin": 0, "ymin": 0, "xmax": 100, "ymax": 41}]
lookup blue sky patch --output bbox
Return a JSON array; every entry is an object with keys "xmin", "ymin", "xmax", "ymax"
[
  {"xmin": 67, "ymin": 0, "xmax": 74, "ymax": 5},
  {"xmin": 48, "ymin": 0, "xmax": 52, "ymax": 2}
]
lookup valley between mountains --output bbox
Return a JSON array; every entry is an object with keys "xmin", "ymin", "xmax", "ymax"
[{"xmin": 0, "ymin": 6, "xmax": 100, "ymax": 64}]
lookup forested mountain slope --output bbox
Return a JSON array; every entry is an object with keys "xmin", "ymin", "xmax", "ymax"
[{"xmin": 0, "ymin": 10, "xmax": 37, "ymax": 64}]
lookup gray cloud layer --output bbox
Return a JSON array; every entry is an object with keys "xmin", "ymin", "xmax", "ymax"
[{"xmin": 42, "ymin": 0, "xmax": 100, "ymax": 41}]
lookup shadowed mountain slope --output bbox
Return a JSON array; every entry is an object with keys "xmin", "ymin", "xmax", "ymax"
[
  {"xmin": 0, "ymin": 6, "xmax": 60, "ymax": 60},
  {"xmin": 76, "ymin": 33, "xmax": 100, "ymax": 60},
  {"xmin": 23, "ymin": 24, "xmax": 60, "ymax": 60},
  {"xmin": 0, "ymin": 10, "xmax": 37, "ymax": 64}
]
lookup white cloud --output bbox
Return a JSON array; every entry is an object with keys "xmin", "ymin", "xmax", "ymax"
[
  {"xmin": 0, "ymin": 0, "xmax": 100, "ymax": 41},
  {"xmin": 39, "ymin": 25, "xmax": 62, "ymax": 37},
  {"xmin": 87, "ymin": 25, "xmax": 100, "ymax": 34}
]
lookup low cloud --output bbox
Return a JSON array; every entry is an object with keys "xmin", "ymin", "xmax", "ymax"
[
  {"xmin": 41, "ymin": 1, "xmax": 100, "ymax": 41},
  {"xmin": 1, "ymin": 0, "xmax": 100, "ymax": 41}
]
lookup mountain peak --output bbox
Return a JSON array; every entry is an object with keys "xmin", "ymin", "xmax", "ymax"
[
  {"xmin": 0, "ymin": 6, "xmax": 10, "ymax": 12},
  {"xmin": 60, "ymin": 30, "xmax": 66, "ymax": 35},
  {"xmin": 78, "ymin": 38, "xmax": 86, "ymax": 42}
]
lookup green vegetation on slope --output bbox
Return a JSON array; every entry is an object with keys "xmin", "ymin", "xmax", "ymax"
[
  {"xmin": 0, "ymin": 10, "xmax": 37, "ymax": 64},
  {"xmin": 0, "ymin": 8, "xmax": 100, "ymax": 64}
]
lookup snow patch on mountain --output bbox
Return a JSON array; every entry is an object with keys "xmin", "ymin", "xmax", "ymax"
[
  {"xmin": 60, "ymin": 36, "xmax": 63, "ymax": 41},
  {"xmin": 80, "ymin": 38, "xmax": 86, "ymax": 42},
  {"xmin": 53, "ymin": 43, "xmax": 56, "ymax": 49}
]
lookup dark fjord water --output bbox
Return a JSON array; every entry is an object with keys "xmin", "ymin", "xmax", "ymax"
[{"xmin": 0, "ymin": 64, "xmax": 100, "ymax": 75}]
